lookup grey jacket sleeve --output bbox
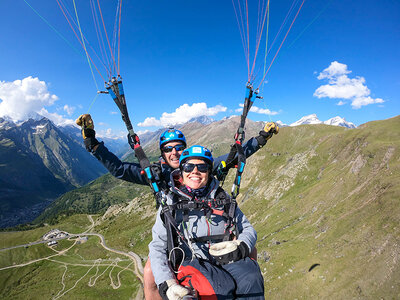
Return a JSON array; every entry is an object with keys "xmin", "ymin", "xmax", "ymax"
[
  {"xmin": 148, "ymin": 207, "xmax": 176, "ymax": 285},
  {"xmin": 235, "ymin": 207, "xmax": 257, "ymax": 251}
]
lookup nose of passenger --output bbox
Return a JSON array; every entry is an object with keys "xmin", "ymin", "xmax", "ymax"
[{"xmin": 191, "ymin": 165, "xmax": 201, "ymax": 174}]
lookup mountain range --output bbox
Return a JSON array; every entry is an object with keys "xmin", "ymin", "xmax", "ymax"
[
  {"xmin": 0, "ymin": 117, "xmax": 107, "ymax": 227},
  {"xmin": 274, "ymin": 114, "xmax": 356, "ymax": 128}
]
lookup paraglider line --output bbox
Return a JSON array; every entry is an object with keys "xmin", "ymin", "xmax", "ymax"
[
  {"xmin": 72, "ymin": 0, "xmax": 101, "ymax": 90},
  {"xmin": 89, "ymin": 0, "xmax": 112, "ymax": 78},
  {"xmin": 287, "ymin": 0, "xmax": 331, "ymax": 49},
  {"xmin": 249, "ymin": 0, "xmax": 269, "ymax": 81},
  {"xmin": 232, "ymin": 0, "xmax": 249, "ymax": 75},
  {"xmin": 87, "ymin": 92, "xmax": 100, "ymax": 114},
  {"xmin": 265, "ymin": 0, "xmax": 298, "ymax": 60},
  {"xmin": 22, "ymin": 0, "xmax": 81, "ymax": 56},
  {"xmin": 258, "ymin": 0, "xmax": 306, "ymax": 89},
  {"xmin": 117, "ymin": 0, "xmax": 123, "ymax": 75},
  {"xmin": 245, "ymin": 0, "xmax": 250, "ymax": 81},
  {"xmin": 56, "ymin": 0, "xmax": 106, "ymax": 83},
  {"xmin": 262, "ymin": 0, "xmax": 270, "ymax": 90},
  {"xmin": 96, "ymin": 0, "xmax": 118, "ymax": 78},
  {"xmin": 112, "ymin": 1, "xmax": 120, "ymax": 75},
  {"xmin": 57, "ymin": 0, "xmax": 110, "ymax": 76}
]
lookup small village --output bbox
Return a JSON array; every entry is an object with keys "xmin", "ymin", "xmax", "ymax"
[{"xmin": 42, "ymin": 229, "xmax": 69, "ymax": 246}]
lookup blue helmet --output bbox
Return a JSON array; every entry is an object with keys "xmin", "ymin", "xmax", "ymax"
[
  {"xmin": 159, "ymin": 128, "xmax": 186, "ymax": 149},
  {"xmin": 179, "ymin": 145, "xmax": 214, "ymax": 167}
]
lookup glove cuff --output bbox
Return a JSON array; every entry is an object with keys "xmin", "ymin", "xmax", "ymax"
[
  {"xmin": 158, "ymin": 281, "xmax": 170, "ymax": 300},
  {"xmin": 237, "ymin": 240, "xmax": 250, "ymax": 259},
  {"xmin": 256, "ymin": 130, "xmax": 272, "ymax": 147},
  {"xmin": 84, "ymin": 137, "xmax": 100, "ymax": 152},
  {"xmin": 159, "ymin": 279, "xmax": 179, "ymax": 300}
]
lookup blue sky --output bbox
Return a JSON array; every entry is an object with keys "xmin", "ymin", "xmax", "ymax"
[{"xmin": 0, "ymin": 0, "xmax": 398, "ymax": 138}]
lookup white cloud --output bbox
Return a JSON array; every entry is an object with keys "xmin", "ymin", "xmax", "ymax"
[
  {"xmin": 317, "ymin": 61, "xmax": 351, "ymax": 80},
  {"xmin": 138, "ymin": 117, "xmax": 162, "ymax": 127},
  {"xmin": 138, "ymin": 102, "xmax": 227, "ymax": 127},
  {"xmin": 314, "ymin": 61, "xmax": 385, "ymax": 109},
  {"xmin": 97, "ymin": 128, "xmax": 125, "ymax": 139},
  {"xmin": 336, "ymin": 100, "xmax": 346, "ymax": 106},
  {"xmin": 38, "ymin": 108, "xmax": 75, "ymax": 126},
  {"xmin": 235, "ymin": 103, "xmax": 279, "ymax": 115},
  {"xmin": 314, "ymin": 75, "xmax": 370, "ymax": 99},
  {"xmin": 0, "ymin": 76, "xmax": 57, "ymax": 120},
  {"xmin": 0, "ymin": 76, "xmax": 75, "ymax": 125},
  {"xmin": 351, "ymin": 96, "xmax": 384, "ymax": 109},
  {"xmin": 110, "ymin": 111, "xmax": 118, "ymax": 115},
  {"xmin": 137, "ymin": 129, "xmax": 150, "ymax": 135},
  {"xmin": 63, "ymin": 104, "xmax": 75, "ymax": 116}
]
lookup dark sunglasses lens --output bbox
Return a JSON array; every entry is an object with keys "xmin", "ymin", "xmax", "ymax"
[
  {"xmin": 182, "ymin": 163, "xmax": 195, "ymax": 173},
  {"xmin": 163, "ymin": 145, "xmax": 185, "ymax": 153},
  {"xmin": 197, "ymin": 164, "xmax": 209, "ymax": 173},
  {"xmin": 175, "ymin": 145, "xmax": 185, "ymax": 151},
  {"xmin": 182, "ymin": 163, "xmax": 209, "ymax": 173}
]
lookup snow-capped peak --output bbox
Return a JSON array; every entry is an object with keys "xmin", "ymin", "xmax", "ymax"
[
  {"xmin": 275, "ymin": 120, "xmax": 288, "ymax": 127},
  {"xmin": 188, "ymin": 115, "xmax": 214, "ymax": 125},
  {"xmin": 290, "ymin": 114, "xmax": 322, "ymax": 126},
  {"xmin": 323, "ymin": 116, "xmax": 356, "ymax": 128}
]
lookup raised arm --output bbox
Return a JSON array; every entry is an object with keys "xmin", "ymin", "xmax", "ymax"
[{"xmin": 213, "ymin": 122, "xmax": 279, "ymax": 173}]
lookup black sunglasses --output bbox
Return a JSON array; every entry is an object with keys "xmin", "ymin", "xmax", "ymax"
[
  {"xmin": 181, "ymin": 163, "xmax": 210, "ymax": 173},
  {"xmin": 162, "ymin": 144, "xmax": 186, "ymax": 153}
]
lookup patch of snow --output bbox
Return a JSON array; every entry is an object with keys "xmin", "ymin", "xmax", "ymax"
[
  {"xmin": 324, "ymin": 116, "xmax": 356, "ymax": 128},
  {"xmin": 290, "ymin": 114, "xmax": 322, "ymax": 126}
]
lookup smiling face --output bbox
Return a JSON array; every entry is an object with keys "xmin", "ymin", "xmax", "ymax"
[
  {"xmin": 161, "ymin": 141, "xmax": 185, "ymax": 169},
  {"xmin": 181, "ymin": 158, "xmax": 209, "ymax": 189}
]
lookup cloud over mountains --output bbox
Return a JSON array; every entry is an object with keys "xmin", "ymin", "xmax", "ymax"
[
  {"xmin": 314, "ymin": 61, "xmax": 385, "ymax": 109},
  {"xmin": 0, "ymin": 76, "xmax": 74, "ymax": 126},
  {"xmin": 137, "ymin": 102, "xmax": 227, "ymax": 127}
]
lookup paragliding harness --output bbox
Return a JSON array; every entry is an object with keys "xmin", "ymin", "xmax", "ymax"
[
  {"xmin": 105, "ymin": 76, "xmax": 167, "ymax": 204},
  {"xmin": 159, "ymin": 172, "xmax": 238, "ymax": 271}
]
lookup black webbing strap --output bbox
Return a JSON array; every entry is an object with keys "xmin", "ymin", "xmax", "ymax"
[
  {"xmin": 106, "ymin": 77, "xmax": 163, "ymax": 197},
  {"xmin": 214, "ymin": 84, "xmax": 256, "ymax": 182},
  {"xmin": 190, "ymin": 233, "xmax": 229, "ymax": 243}
]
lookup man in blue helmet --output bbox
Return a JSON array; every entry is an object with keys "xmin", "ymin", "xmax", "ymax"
[{"xmin": 76, "ymin": 113, "xmax": 278, "ymax": 299}]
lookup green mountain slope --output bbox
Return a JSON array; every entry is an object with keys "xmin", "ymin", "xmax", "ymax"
[{"xmin": 1, "ymin": 116, "xmax": 399, "ymax": 299}]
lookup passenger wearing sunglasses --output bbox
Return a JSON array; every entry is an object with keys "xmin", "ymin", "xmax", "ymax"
[{"xmin": 149, "ymin": 145, "xmax": 264, "ymax": 300}]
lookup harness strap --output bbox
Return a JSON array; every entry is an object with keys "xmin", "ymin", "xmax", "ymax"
[
  {"xmin": 190, "ymin": 233, "xmax": 230, "ymax": 243},
  {"xmin": 214, "ymin": 84, "xmax": 256, "ymax": 183},
  {"xmin": 106, "ymin": 77, "xmax": 166, "ymax": 200}
]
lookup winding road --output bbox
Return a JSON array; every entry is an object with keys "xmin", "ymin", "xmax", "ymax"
[{"xmin": 0, "ymin": 215, "xmax": 145, "ymax": 298}]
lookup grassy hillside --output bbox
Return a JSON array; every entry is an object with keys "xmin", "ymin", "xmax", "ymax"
[
  {"xmin": 237, "ymin": 116, "xmax": 400, "ymax": 298},
  {"xmin": 1, "ymin": 116, "xmax": 399, "ymax": 299},
  {"xmin": 0, "ymin": 215, "xmax": 143, "ymax": 299}
]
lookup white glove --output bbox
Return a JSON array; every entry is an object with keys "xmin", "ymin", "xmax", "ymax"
[
  {"xmin": 210, "ymin": 240, "xmax": 249, "ymax": 264},
  {"xmin": 165, "ymin": 279, "xmax": 191, "ymax": 300}
]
